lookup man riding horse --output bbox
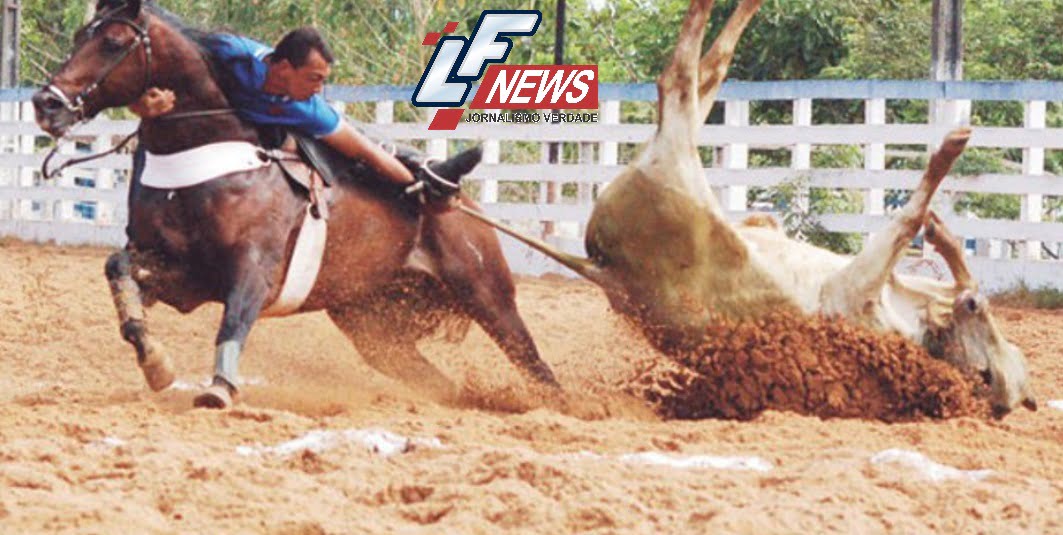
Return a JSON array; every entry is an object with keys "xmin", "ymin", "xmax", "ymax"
[
  {"xmin": 131, "ymin": 26, "xmax": 451, "ymax": 203},
  {"xmin": 34, "ymin": 0, "xmax": 562, "ymax": 409}
]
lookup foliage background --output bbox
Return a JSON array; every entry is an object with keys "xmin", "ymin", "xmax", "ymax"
[{"xmin": 16, "ymin": 0, "xmax": 1063, "ymax": 239}]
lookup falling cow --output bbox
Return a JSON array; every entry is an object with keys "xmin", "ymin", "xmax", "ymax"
[{"xmin": 469, "ymin": 0, "xmax": 1037, "ymax": 416}]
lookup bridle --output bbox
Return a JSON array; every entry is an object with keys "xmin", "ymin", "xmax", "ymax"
[
  {"xmin": 40, "ymin": 5, "xmax": 152, "ymax": 179},
  {"xmin": 43, "ymin": 4, "xmax": 154, "ymax": 125},
  {"xmin": 40, "ymin": 3, "xmax": 234, "ymax": 179}
]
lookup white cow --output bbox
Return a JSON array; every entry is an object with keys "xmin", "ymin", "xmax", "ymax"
[{"xmin": 472, "ymin": 0, "xmax": 1036, "ymax": 415}]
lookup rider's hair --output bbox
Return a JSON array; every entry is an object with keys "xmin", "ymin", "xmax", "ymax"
[{"xmin": 270, "ymin": 27, "xmax": 334, "ymax": 67}]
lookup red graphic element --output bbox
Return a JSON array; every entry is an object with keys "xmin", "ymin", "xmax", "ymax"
[
  {"xmin": 470, "ymin": 65, "xmax": 599, "ymax": 110},
  {"xmin": 428, "ymin": 108, "xmax": 465, "ymax": 131},
  {"xmin": 423, "ymin": 22, "xmax": 459, "ymax": 46}
]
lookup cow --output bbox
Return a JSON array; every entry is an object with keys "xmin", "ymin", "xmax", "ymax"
[{"xmin": 465, "ymin": 0, "xmax": 1037, "ymax": 416}]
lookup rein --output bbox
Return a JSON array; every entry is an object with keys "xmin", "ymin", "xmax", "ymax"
[{"xmin": 40, "ymin": 108, "xmax": 239, "ymax": 180}]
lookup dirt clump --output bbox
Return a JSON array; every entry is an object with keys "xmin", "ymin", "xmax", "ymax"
[{"xmin": 630, "ymin": 312, "xmax": 986, "ymax": 421}]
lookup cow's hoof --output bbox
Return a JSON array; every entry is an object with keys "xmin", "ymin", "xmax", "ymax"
[
  {"xmin": 193, "ymin": 381, "xmax": 237, "ymax": 410},
  {"xmin": 139, "ymin": 342, "xmax": 175, "ymax": 392}
]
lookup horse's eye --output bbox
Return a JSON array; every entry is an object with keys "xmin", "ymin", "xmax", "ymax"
[{"xmin": 101, "ymin": 37, "xmax": 124, "ymax": 53}]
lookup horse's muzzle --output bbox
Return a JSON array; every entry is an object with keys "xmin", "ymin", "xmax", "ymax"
[{"xmin": 32, "ymin": 89, "xmax": 77, "ymax": 138}]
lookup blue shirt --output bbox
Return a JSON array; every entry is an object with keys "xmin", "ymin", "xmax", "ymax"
[{"xmin": 207, "ymin": 34, "xmax": 341, "ymax": 137}]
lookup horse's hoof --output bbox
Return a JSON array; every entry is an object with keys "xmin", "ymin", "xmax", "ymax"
[
  {"xmin": 193, "ymin": 383, "xmax": 236, "ymax": 410},
  {"xmin": 139, "ymin": 342, "xmax": 175, "ymax": 392}
]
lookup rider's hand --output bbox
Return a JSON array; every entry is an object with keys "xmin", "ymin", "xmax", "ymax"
[
  {"xmin": 403, "ymin": 167, "xmax": 461, "ymax": 208},
  {"xmin": 129, "ymin": 87, "xmax": 176, "ymax": 118}
]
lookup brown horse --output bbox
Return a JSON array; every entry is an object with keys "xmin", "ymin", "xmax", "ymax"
[{"xmin": 33, "ymin": 0, "xmax": 559, "ymax": 408}]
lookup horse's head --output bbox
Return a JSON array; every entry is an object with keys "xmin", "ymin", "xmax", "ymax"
[
  {"xmin": 948, "ymin": 290, "xmax": 1037, "ymax": 416},
  {"xmin": 33, "ymin": 0, "xmax": 152, "ymax": 137},
  {"xmin": 425, "ymin": 146, "xmax": 482, "ymax": 182}
]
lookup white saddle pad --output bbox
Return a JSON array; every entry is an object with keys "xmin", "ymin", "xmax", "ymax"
[{"xmin": 141, "ymin": 141, "xmax": 270, "ymax": 189}]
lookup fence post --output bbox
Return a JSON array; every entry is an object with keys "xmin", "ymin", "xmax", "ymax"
[
  {"xmin": 792, "ymin": 98, "xmax": 812, "ymax": 212},
  {"xmin": 52, "ymin": 139, "xmax": 76, "ymax": 221},
  {"xmin": 0, "ymin": 100, "xmax": 12, "ymax": 219},
  {"xmin": 374, "ymin": 99, "xmax": 394, "ymax": 125},
  {"xmin": 864, "ymin": 98, "xmax": 886, "ymax": 246},
  {"xmin": 19, "ymin": 101, "xmax": 34, "ymax": 219},
  {"xmin": 578, "ymin": 142, "xmax": 594, "ymax": 205},
  {"xmin": 576, "ymin": 141, "xmax": 594, "ymax": 235},
  {"xmin": 539, "ymin": 142, "xmax": 553, "ymax": 236},
  {"xmin": 481, "ymin": 108, "xmax": 500, "ymax": 205},
  {"xmin": 599, "ymin": 101, "xmax": 620, "ymax": 168},
  {"xmin": 92, "ymin": 129, "xmax": 115, "ymax": 225},
  {"xmin": 722, "ymin": 99, "xmax": 748, "ymax": 214},
  {"xmin": 1020, "ymin": 99, "xmax": 1046, "ymax": 260},
  {"xmin": 427, "ymin": 108, "xmax": 447, "ymax": 160}
]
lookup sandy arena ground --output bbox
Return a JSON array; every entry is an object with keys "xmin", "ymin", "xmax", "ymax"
[{"xmin": 1, "ymin": 241, "xmax": 1061, "ymax": 534}]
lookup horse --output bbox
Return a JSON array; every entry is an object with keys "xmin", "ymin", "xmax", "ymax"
[{"xmin": 32, "ymin": 0, "xmax": 560, "ymax": 409}]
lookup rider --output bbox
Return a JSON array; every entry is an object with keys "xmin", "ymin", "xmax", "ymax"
[{"xmin": 131, "ymin": 27, "xmax": 433, "ymax": 199}]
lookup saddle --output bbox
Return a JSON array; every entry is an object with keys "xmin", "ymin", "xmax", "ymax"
[{"xmin": 259, "ymin": 129, "xmax": 428, "ymax": 219}]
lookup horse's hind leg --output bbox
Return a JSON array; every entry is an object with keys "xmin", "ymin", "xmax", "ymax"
[
  {"xmin": 465, "ymin": 285, "xmax": 558, "ymax": 388},
  {"xmin": 821, "ymin": 129, "xmax": 970, "ymax": 320},
  {"xmin": 425, "ymin": 210, "xmax": 559, "ymax": 389},
  {"xmin": 105, "ymin": 249, "xmax": 175, "ymax": 391},
  {"xmin": 327, "ymin": 308, "xmax": 460, "ymax": 402}
]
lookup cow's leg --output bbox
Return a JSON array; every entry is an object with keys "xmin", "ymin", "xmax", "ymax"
[
  {"xmin": 821, "ymin": 129, "xmax": 970, "ymax": 318},
  {"xmin": 635, "ymin": 0, "xmax": 738, "ymax": 229},
  {"xmin": 656, "ymin": 0, "xmax": 713, "ymax": 138},
  {"xmin": 105, "ymin": 249, "xmax": 175, "ymax": 391},
  {"xmin": 193, "ymin": 249, "xmax": 271, "ymax": 409},
  {"xmin": 924, "ymin": 210, "xmax": 976, "ymax": 292},
  {"xmin": 328, "ymin": 307, "xmax": 460, "ymax": 402},
  {"xmin": 696, "ymin": 0, "xmax": 765, "ymax": 123},
  {"xmin": 888, "ymin": 210, "xmax": 974, "ymax": 315}
]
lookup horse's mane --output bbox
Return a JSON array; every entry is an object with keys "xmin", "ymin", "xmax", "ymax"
[{"xmin": 141, "ymin": 2, "xmax": 241, "ymax": 100}]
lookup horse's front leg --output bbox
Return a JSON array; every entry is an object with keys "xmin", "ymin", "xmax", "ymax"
[
  {"xmin": 105, "ymin": 249, "xmax": 175, "ymax": 391},
  {"xmin": 193, "ymin": 248, "xmax": 272, "ymax": 409}
]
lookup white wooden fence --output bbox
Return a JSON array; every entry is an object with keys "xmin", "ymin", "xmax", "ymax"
[{"xmin": 1, "ymin": 81, "xmax": 1061, "ymax": 292}]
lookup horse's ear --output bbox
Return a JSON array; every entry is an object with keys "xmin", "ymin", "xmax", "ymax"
[
  {"xmin": 96, "ymin": 0, "xmax": 142, "ymax": 17},
  {"xmin": 436, "ymin": 145, "xmax": 483, "ymax": 179}
]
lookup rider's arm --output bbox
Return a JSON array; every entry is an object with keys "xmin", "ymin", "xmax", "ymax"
[{"xmin": 321, "ymin": 121, "xmax": 414, "ymax": 186}]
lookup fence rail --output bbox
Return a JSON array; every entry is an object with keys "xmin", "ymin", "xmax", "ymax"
[{"xmin": 2, "ymin": 80, "xmax": 1061, "ymax": 292}]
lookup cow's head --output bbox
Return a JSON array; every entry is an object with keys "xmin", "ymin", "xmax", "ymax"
[{"xmin": 948, "ymin": 290, "xmax": 1036, "ymax": 416}]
